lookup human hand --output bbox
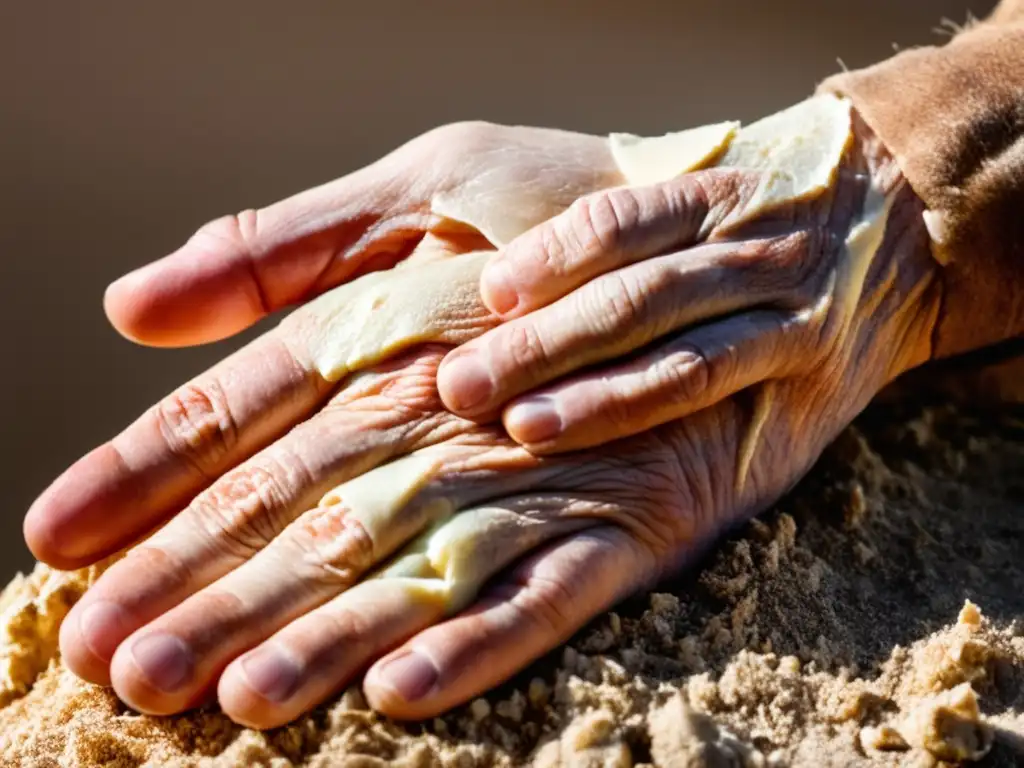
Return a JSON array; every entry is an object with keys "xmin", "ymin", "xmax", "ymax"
[
  {"xmin": 101, "ymin": 122, "xmax": 629, "ymax": 347},
  {"xmin": 26, "ymin": 230, "xmax": 932, "ymax": 730},
  {"xmin": 26, "ymin": 120, "xmax": 728, "ymax": 727},
  {"xmin": 25, "ymin": 99, "xmax": 940, "ymax": 730},
  {"xmin": 437, "ymin": 102, "xmax": 943, "ymax": 454}
]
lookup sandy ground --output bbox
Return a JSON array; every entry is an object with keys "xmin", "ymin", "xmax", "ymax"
[{"xmin": 1, "ymin": 374, "xmax": 1023, "ymax": 766}]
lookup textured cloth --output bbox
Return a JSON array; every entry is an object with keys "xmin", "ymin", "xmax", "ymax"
[{"xmin": 819, "ymin": 0, "xmax": 1024, "ymax": 358}]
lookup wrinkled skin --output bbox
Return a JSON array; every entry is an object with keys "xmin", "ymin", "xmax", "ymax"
[{"xmin": 25, "ymin": 116, "xmax": 941, "ymax": 728}]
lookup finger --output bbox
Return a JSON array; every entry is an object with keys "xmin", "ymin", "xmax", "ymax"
[
  {"xmin": 364, "ymin": 526, "xmax": 659, "ymax": 720},
  {"xmin": 219, "ymin": 578, "xmax": 446, "ymax": 728},
  {"xmin": 478, "ymin": 170, "xmax": 753, "ymax": 318},
  {"xmin": 215, "ymin": 494, "xmax": 596, "ymax": 728},
  {"xmin": 105, "ymin": 483, "xmax": 441, "ymax": 716},
  {"xmin": 58, "ymin": 347, "xmax": 460, "ymax": 685},
  {"xmin": 104, "ymin": 122, "xmax": 617, "ymax": 349},
  {"xmin": 24, "ymin": 330, "xmax": 332, "ymax": 569},
  {"xmin": 439, "ymin": 230, "xmax": 822, "ymax": 417},
  {"xmin": 503, "ymin": 308, "xmax": 810, "ymax": 453},
  {"xmin": 104, "ymin": 141, "xmax": 435, "ymax": 348},
  {"xmin": 104, "ymin": 458, "xmax": 574, "ymax": 718}
]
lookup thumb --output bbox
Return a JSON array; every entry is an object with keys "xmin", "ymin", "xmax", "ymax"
[{"xmin": 104, "ymin": 144, "xmax": 436, "ymax": 348}]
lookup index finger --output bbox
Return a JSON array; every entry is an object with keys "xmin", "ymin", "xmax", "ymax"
[{"xmin": 24, "ymin": 330, "xmax": 333, "ymax": 569}]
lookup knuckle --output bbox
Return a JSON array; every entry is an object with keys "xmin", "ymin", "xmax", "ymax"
[
  {"xmin": 756, "ymin": 228, "xmax": 836, "ymax": 307},
  {"xmin": 496, "ymin": 570, "xmax": 576, "ymax": 636},
  {"xmin": 600, "ymin": 186, "xmax": 642, "ymax": 237},
  {"xmin": 608, "ymin": 270, "xmax": 650, "ymax": 326},
  {"xmin": 600, "ymin": 385, "xmax": 646, "ymax": 433},
  {"xmin": 116, "ymin": 543, "xmax": 194, "ymax": 598},
  {"xmin": 287, "ymin": 504, "xmax": 376, "ymax": 587},
  {"xmin": 659, "ymin": 345, "xmax": 713, "ymax": 408},
  {"xmin": 761, "ymin": 230, "xmax": 813, "ymax": 273},
  {"xmin": 328, "ymin": 347, "xmax": 446, "ymax": 420},
  {"xmin": 154, "ymin": 379, "xmax": 239, "ymax": 479},
  {"xmin": 658, "ymin": 173, "xmax": 709, "ymax": 229},
  {"xmin": 582, "ymin": 269, "xmax": 651, "ymax": 337},
  {"xmin": 564, "ymin": 192, "xmax": 625, "ymax": 260},
  {"xmin": 501, "ymin": 322, "xmax": 552, "ymax": 376},
  {"xmin": 534, "ymin": 216, "xmax": 569, "ymax": 277},
  {"xmin": 679, "ymin": 169, "xmax": 734, "ymax": 229},
  {"xmin": 186, "ymin": 461, "xmax": 298, "ymax": 558},
  {"xmin": 191, "ymin": 211, "xmax": 261, "ymax": 256}
]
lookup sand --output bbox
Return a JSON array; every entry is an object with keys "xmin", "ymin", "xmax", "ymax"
[{"xmin": 1, "ymin": 374, "xmax": 1023, "ymax": 766}]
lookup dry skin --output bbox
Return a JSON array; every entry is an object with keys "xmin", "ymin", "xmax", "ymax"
[{"xmin": 1, "ymin": 386, "xmax": 1023, "ymax": 766}]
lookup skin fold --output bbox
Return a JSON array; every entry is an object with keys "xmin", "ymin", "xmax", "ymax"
[{"xmin": 25, "ymin": 112, "xmax": 941, "ymax": 727}]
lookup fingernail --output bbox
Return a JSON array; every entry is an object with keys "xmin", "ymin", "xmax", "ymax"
[
  {"xmin": 130, "ymin": 634, "xmax": 193, "ymax": 693},
  {"xmin": 79, "ymin": 601, "xmax": 132, "ymax": 663},
  {"xmin": 481, "ymin": 260, "xmax": 519, "ymax": 315},
  {"xmin": 241, "ymin": 646, "xmax": 301, "ymax": 703},
  {"xmin": 379, "ymin": 651, "xmax": 438, "ymax": 702},
  {"xmin": 505, "ymin": 396, "xmax": 563, "ymax": 444},
  {"xmin": 440, "ymin": 353, "xmax": 493, "ymax": 412}
]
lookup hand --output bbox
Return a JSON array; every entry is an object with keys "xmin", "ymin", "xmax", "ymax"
[
  {"xmin": 26, "ymin": 109, "xmax": 939, "ymax": 729},
  {"xmin": 436, "ymin": 111, "xmax": 943, "ymax": 454},
  {"xmin": 102, "ymin": 122, "xmax": 624, "ymax": 347},
  {"xmin": 26, "ymin": 214, "xmax": 932, "ymax": 729}
]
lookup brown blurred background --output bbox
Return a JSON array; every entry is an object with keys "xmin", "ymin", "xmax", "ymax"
[{"xmin": 0, "ymin": 0, "xmax": 996, "ymax": 579}]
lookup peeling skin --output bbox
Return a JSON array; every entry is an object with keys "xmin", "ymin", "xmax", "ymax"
[
  {"xmin": 430, "ymin": 128, "xmax": 625, "ymax": 248},
  {"xmin": 735, "ymin": 385, "xmax": 774, "ymax": 498},
  {"xmin": 374, "ymin": 502, "xmax": 592, "ymax": 613},
  {"xmin": 609, "ymin": 121, "xmax": 739, "ymax": 187},
  {"xmin": 308, "ymin": 449, "xmax": 590, "ymax": 614},
  {"xmin": 281, "ymin": 93, "xmax": 870, "ymax": 613},
  {"xmin": 922, "ymin": 209, "xmax": 953, "ymax": 265},
  {"xmin": 609, "ymin": 95, "xmax": 864, "ymax": 499},
  {"xmin": 734, "ymin": 188, "xmax": 896, "ymax": 496},
  {"xmin": 281, "ymin": 250, "xmax": 496, "ymax": 383},
  {"xmin": 294, "ymin": 94, "xmax": 855, "ymax": 386},
  {"xmin": 308, "ymin": 454, "xmax": 452, "ymax": 578},
  {"xmin": 717, "ymin": 95, "xmax": 853, "ymax": 231},
  {"xmin": 831, "ymin": 186, "xmax": 896, "ymax": 331}
]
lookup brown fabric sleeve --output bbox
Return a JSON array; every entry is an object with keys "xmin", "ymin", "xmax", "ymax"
[{"xmin": 818, "ymin": 0, "xmax": 1024, "ymax": 359}]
